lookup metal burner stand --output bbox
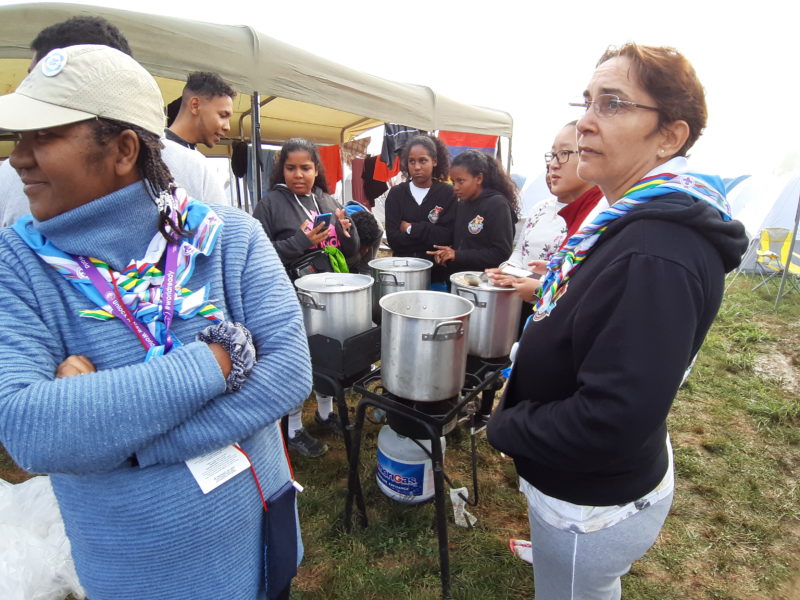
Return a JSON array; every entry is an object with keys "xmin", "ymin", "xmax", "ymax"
[
  {"xmin": 346, "ymin": 356, "xmax": 509, "ymax": 599},
  {"xmin": 307, "ymin": 326, "xmax": 381, "ymax": 459}
]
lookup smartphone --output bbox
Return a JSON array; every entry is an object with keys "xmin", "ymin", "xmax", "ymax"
[
  {"xmin": 313, "ymin": 213, "xmax": 332, "ymax": 229},
  {"xmin": 500, "ymin": 263, "xmax": 541, "ymax": 279}
]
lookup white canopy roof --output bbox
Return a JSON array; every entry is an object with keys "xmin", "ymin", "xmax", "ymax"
[{"xmin": 0, "ymin": 2, "xmax": 513, "ymax": 157}]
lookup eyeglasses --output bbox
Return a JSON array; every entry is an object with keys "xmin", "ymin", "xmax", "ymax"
[
  {"xmin": 544, "ymin": 150, "xmax": 578, "ymax": 165},
  {"xmin": 569, "ymin": 94, "xmax": 660, "ymax": 118}
]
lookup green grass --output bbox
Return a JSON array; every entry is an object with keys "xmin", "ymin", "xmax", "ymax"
[
  {"xmin": 288, "ymin": 276, "xmax": 799, "ymax": 600},
  {"xmin": 3, "ymin": 275, "xmax": 799, "ymax": 599}
]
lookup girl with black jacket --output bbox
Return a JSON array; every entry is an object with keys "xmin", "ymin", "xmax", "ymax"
[
  {"xmin": 427, "ymin": 149, "xmax": 518, "ymax": 277},
  {"xmin": 253, "ymin": 138, "xmax": 360, "ymax": 458},
  {"xmin": 384, "ymin": 134, "xmax": 456, "ymax": 284}
]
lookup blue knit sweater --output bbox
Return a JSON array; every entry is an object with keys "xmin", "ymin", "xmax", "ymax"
[{"xmin": 0, "ymin": 182, "xmax": 312, "ymax": 599}]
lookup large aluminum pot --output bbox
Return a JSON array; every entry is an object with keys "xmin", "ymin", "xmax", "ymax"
[
  {"xmin": 450, "ymin": 271, "xmax": 523, "ymax": 359},
  {"xmin": 295, "ymin": 273, "xmax": 374, "ymax": 342},
  {"xmin": 380, "ymin": 291, "xmax": 473, "ymax": 402},
  {"xmin": 368, "ymin": 257, "xmax": 433, "ymax": 324}
]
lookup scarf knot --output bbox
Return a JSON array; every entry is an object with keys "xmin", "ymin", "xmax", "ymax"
[{"xmin": 531, "ymin": 172, "xmax": 731, "ymax": 322}]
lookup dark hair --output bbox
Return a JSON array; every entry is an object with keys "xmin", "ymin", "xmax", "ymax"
[
  {"xmin": 399, "ymin": 134, "xmax": 450, "ymax": 181},
  {"xmin": 450, "ymin": 150, "xmax": 519, "ymax": 220},
  {"xmin": 597, "ymin": 43, "xmax": 706, "ymax": 156},
  {"xmin": 90, "ymin": 118, "xmax": 185, "ymax": 242},
  {"xmin": 350, "ymin": 209, "xmax": 382, "ymax": 248},
  {"xmin": 184, "ymin": 72, "xmax": 236, "ymax": 100},
  {"xmin": 31, "ymin": 16, "xmax": 132, "ymax": 59},
  {"xmin": 268, "ymin": 138, "xmax": 329, "ymax": 194}
]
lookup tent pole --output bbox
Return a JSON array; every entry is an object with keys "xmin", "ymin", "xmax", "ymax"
[
  {"xmin": 506, "ymin": 136, "xmax": 513, "ymax": 173},
  {"xmin": 249, "ymin": 91, "xmax": 262, "ymax": 213},
  {"xmin": 774, "ymin": 188, "xmax": 800, "ymax": 308}
]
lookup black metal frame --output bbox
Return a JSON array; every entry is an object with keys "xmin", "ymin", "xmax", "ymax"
[
  {"xmin": 345, "ymin": 356, "xmax": 509, "ymax": 599},
  {"xmin": 307, "ymin": 327, "xmax": 381, "ymax": 459}
]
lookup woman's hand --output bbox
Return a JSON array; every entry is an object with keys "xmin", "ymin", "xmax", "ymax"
[
  {"xmin": 510, "ymin": 277, "xmax": 543, "ymax": 303},
  {"xmin": 303, "ymin": 219, "xmax": 330, "ymax": 245},
  {"xmin": 207, "ymin": 343, "xmax": 233, "ymax": 378},
  {"xmin": 427, "ymin": 245, "xmax": 455, "ymax": 265},
  {"xmin": 484, "ymin": 268, "xmax": 514, "ymax": 287},
  {"xmin": 197, "ymin": 322, "xmax": 257, "ymax": 393},
  {"xmin": 400, "ymin": 220, "xmax": 413, "ymax": 234},
  {"xmin": 56, "ymin": 355, "xmax": 96, "ymax": 378},
  {"xmin": 527, "ymin": 259, "xmax": 548, "ymax": 278},
  {"xmin": 335, "ymin": 208, "xmax": 352, "ymax": 238}
]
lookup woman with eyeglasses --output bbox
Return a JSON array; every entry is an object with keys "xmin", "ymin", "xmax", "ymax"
[
  {"xmin": 486, "ymin": 121, "xmax": 604, "ymax": 305},
  {"xmin": 487, "ymin": 43, "xmax": 747, "ymax": 599}
]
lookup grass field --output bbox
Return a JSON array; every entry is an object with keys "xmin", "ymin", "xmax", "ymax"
[{"xmin": 2, "ymin": 275, "xmax": 798, "ymax": 599}]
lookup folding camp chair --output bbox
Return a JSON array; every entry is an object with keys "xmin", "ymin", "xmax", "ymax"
[
  {"xmin": 775, "ymin": 233, "xmax": 800, "ymax": 299},
  {"xmin": 752, "ymin": 228, "xmax": 790, "ymax": 292}
]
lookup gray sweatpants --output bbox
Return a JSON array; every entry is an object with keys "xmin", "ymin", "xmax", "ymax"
[{"xmin": 527, "ymin": 492, "xmax": 673, "ymax": 600}]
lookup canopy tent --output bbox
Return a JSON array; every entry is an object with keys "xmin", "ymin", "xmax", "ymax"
[{"xmin": 0, "ymin": 2, "xmax": 513, "ymax": 162}]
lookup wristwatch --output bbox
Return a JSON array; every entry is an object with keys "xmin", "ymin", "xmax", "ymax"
[{"xmin": 405, "ymin": 224, "xmax": 412, "ymax": 234}]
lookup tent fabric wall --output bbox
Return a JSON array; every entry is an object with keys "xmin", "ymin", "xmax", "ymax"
[
  {"xmin": 0, "ymin": 2, "xmax": 513, "ymax": 157},
  {"xmin": 729, "ymin": 172, "xmax": 800, "ymax": 272}
]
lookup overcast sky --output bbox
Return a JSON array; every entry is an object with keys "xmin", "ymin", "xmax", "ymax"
[{"xmin": 4, "ymin": 0, "xmax": 798, "ymax": 180}]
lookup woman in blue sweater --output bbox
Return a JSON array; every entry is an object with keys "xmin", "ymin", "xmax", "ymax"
[{"xmin": 0, "ymin": 46, "xmax": 310, "ymax": 600}]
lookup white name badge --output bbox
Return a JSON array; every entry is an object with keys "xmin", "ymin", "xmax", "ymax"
[{"xmin": 185, "ymin": 444, "xmax": 250, "ymax": 494}]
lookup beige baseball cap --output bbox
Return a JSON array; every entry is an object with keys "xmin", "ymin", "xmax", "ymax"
[{"xmin": 0, "ymin": 44, "xmax": 165, "ymax": 135}]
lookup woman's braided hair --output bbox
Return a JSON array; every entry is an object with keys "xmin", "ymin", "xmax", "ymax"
[{"xmin": 90, "ymin": 118, "xmax": 187, "ymax": 241}]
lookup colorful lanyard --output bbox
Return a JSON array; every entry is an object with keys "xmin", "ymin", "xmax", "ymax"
[{"xmin": 74, "ymin": 242, "xmax": 180, "ymax": 352}]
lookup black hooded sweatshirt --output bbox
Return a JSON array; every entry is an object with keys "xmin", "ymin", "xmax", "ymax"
[
  {"xmin": 487, "ymin": 192, "xmax": 748, "ymax": 506},
  {"xmin": 445, "ymin": 188, "xmax": 516, "ymax": 276}
]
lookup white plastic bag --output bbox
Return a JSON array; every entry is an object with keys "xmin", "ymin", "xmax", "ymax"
[{"xmin": 0, "ymin": 476, "xmax": 86, "ymax": 600}]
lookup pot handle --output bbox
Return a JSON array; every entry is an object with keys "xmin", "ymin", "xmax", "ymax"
[
  {"xmin": 296, "ymin": 290, "xmax": 326, "ymax": 311},
  {"xmin": 455, "ymin": 287, "xmax": 487, "ymax": 308},
  {"xmin": 379, "ymin": 272, "xmax": 404, "ymax": 287},
  {"xmin": 422, "ymin": 319, "xmax": 464, "ymax": 341}
]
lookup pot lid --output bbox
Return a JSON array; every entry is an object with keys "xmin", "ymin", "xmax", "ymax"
[
  {"xmin": 450, "ymin": 271, "xmax": 511, "ymax": 291},
  {"xmin": 295, "ymin": 272, "xmax": 374, "ymax": 293},
  {"xmin": 368, "ymin": 257, "xmax": 433, "ymax": 272}
]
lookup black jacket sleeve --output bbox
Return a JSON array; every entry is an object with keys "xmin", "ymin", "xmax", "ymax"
[
  {"xmin": 251, "ymin": 196, "xmax": 312, "ymax": 264},
  {"xmin": 384, "ymin": 185, "xmax": 417, "ymax": 255}
]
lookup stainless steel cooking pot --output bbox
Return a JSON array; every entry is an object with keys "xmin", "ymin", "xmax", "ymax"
[
  {"xmin": 379, "ymin": 290, "xmax": 473, "ymax": 401},
  {"xmin": 450, "ymin": 271, "xmax": 523, "ymax": 359},
  {"xmin": 368, "ymin": 257, "xmax": 433, "ymax": 324},
  {"xmin": 295, "ymin": 273, "xmax": 374, "ymax": 342}
]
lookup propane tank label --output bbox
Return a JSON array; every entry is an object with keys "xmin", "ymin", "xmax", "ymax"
[{"xmin": 376, "ymin": 449, "xmax": 426, "ymax": 497}]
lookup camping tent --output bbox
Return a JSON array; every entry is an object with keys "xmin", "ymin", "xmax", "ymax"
[
  {"xmin": 0, "ymin": 2, "xmax": 513, "ymax": 160},
  {"xmin": 729, "ymin": 171, "xmax": 800, "ymax": 271}
]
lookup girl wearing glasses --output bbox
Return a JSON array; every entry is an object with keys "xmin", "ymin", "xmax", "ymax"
[
  {"xmin": 488, "ymin": 43, "xmax": 747, "ymax": 599},
  {"xmin": 427, "ymin": 149, "xmax": 518, "ymax": 275},
  {"xmin": 487, "ymin": 121, "xmax": 604, "ymax": 305}
]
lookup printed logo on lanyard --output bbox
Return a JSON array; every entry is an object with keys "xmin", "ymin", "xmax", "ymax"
[{"xmin": 468, "ymin": 215, "xmax": 484, "ymax": 234}]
